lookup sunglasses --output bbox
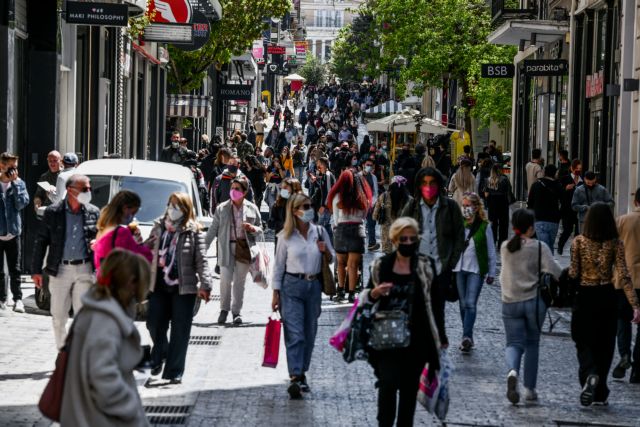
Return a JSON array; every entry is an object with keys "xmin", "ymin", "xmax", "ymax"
[
  {"xmin": 75, "ymin": 186, "xmax": 91, "ymax": 193},
  {"xmin": 398, "ymin": 235, "xmax": 419, "ymax": 243},
  {"xmin": 297, "ymin": 203, "xmax": 312, "ymax": 210}
]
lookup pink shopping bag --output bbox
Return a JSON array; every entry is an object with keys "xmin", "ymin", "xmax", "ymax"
[
  {"xmin": 329, "ymin": 296, "xmax": 359, "ymax": 352},
  {"xmin": 262, "ymin": 313, "xmax": 282, "ymax": 368}
]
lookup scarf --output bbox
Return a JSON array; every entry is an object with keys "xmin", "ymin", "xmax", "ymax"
[
  {"xmin": 466, "ymin": 219, "xmax": 489, "ymax": 277},
  {"xmin": 159, "ymin": 218, "xmax": 180, "ymax": 286}
]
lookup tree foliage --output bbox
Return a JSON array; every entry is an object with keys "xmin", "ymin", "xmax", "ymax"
[
  {"xmin": 330, "ymin": 9, "xmax": 381, "ymax": 83},
  {"xmin": 372, "ymin": 0, "xmax": 516, "ymax": 129},
  {"xmin": 167, "ymin": 0, "xmax": 291, "ymax": 93},
  {"xmin": 298, "ymin": 54, "xmax": 327, "ymax": 87}
]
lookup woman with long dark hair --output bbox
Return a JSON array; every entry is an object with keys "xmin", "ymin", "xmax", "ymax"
[
  {"xmin": 569, "ymin": 202, "xmax": 640, "ymax": 406},
  {"xmin": 500, "ymin": 209, "xmax": 562, "ymax": 404},
  {"xmin": 372, "ymin": 176, "xmax": 413, "ymax": 253},
  {"xmin": 485, "ymin": 163, "xmax": 513, "ymax": 248},
  {"xmin": 268, "ymin": 178, "xmax": 303, "ymax": 243},
  {"xmin": 327, "ymin": 169, "xmax": 372, "ymax": 302}
]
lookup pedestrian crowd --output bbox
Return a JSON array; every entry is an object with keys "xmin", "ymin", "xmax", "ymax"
[{"xmin": 3, "ymin": 80, "xmax": 640, "ymax": 426}]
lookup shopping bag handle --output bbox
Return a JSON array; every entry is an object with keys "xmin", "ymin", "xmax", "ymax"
[{"xmin": 270, "ymin": 310, "xmax": 281, "ymax": 320}]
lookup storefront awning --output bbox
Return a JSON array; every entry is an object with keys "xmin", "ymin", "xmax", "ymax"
[
  {"xmin": 229, "ymin": 53, "xmax": 258, "ymax": 81},
  {"xmin": 167, "ymin": 95, "xmax": 212, "ymax": 117},
  {"xmin": 488, "ymin": 20, "xmax": 569, "ymax": 46},
  {"xmin": 364, "ymin": 101, "xmax": 404, "ymax": 115}
]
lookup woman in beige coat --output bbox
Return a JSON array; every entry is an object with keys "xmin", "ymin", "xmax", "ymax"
[
  {"xmin": 61, "ymin": 249, "xmax": 150, "ymax": 427},
  {"xmin": 448, "ymin": 157, "xmax": 475, "ymax": 208}
]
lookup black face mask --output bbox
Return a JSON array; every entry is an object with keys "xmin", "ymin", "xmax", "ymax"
[
  {"xmin": 227, "ymin": 165, "xmax": 238, "ymax": 174},
  {"xmin": 397, "ymin": 242, "xmax": 419, "ymax": 257}
]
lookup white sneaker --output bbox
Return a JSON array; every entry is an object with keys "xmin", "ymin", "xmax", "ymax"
[
  {"xmin": 524, "ymin": 388, "xmax": 538, "ymax": 401},
  {"xmin": 13, "ymin": 300, "xmax": 25, "ymax": 313},
  {"xmin": 507, "ymin": 370, "xmax": 520, "ymax": 405}
]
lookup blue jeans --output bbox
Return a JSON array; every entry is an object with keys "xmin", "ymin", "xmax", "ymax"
[
  {"xmin": 366, "ymin": 210, "xmax": 377, "ymax": 246},
  {"xmin": 280, "ymin": 275, "xmax": 322, "ymax": 377},
  {"xmin": 317, "ymin": 209, "xmax": 333, "ymax": 243},
  {"xmin": 534, "ymin": 221, "xmax": 559, "ymax": 255},
  {"xmin": 502, "ymin": 296, "xmax": 546, "ymax": 389},
  {"xmin": 456, "ymin": 271, "xmax": 483, "ymax": 340}
]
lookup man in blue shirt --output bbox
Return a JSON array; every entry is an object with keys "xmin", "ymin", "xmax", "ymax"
[{"xmin": 0, "ymin": 153, "xmax": 30, "ymax": 312}]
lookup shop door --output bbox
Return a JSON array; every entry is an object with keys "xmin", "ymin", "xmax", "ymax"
[{"xmin": 589, "ymin": 109, "xmax": 603, "ymax": 176}]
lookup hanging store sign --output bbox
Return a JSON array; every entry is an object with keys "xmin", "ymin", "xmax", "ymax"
[
  {"xmin": 219, "ymin": 84, "xmax": 253, "ymax": 101},
  {"xmin": 149, "ymin": 0, "xmax": 192, "ymax": 24},
  {"xmin": 586, "ymin": 71, "xmax": 604, "ymax": 98},
  {"xmin": 174, "ymin": 11, "xmax": 210, "ymax": 51},
  {"xmin": 142, "ymin": 23, "xmax": 193, "ymax": 43},
  {"xmin": 523, "ymin": 59, "xmax": 569, "ymax": 76},
  {"xmin": 252, "ymin": 40, "xmax": 264, "ymax": 60},
  {"xmin": 65, "ymin": 2, "xmax": 129, "ymax": 26},
  {"xmin": 267, "ymin": 45, "xmax": 286, "ymax": 55},
  {"xmin": 481, "ymin": 64, "xmax": 515, "ymax": 78}
]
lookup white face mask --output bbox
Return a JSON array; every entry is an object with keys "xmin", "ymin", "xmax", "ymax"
[
  {"xmin": 280, "ymin": 188, "xmax": 290, "ymax": 199},
  {"xmin": 76, "ymin": 191, "xmax": 92, "ymax": 206},
  {"xmin": 167, "ymin": 205, "xmax": 184, "ymax": 221},
  {"xmin": 298, "ymin": 209, "xmax": 314, "ymax": 223},
  {"xmin": 462, "ymin": 206, "xmax": 476, "ymax": 220}
]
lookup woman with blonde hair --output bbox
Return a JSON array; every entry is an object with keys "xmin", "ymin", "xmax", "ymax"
[
  {"xmin": 448, "ymin": 157, "xmax": 476, "ymax": 208},
  {"xmin": 453, "ymin": 192, "xmax": 496, "ymax": 353},
  {"xmin": 271, "ymin": 193, "xmax": 334, "ymax": 398},
  {"xmin": 268, "ymin": 178, "xmax": 303, "ymax": 247},
  {"xmin": 146, "ymin": 192, "xmax": 212, "ymax": 384},
  {"xmin": 485, "ymin": 163, "xmax": 513, "ymax": 248},
  {"xmin": 61, "ymin": 249, "xmax": 150, "ymax": 426},
  {"xmin": 93, "ymin": 190, "xmax": 152, "ymax": 273},
  {"xmin": 362, "ymin": 217, "xmax": 441, "ymax": 426}
]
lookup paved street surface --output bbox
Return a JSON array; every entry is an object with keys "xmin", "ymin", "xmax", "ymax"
[{"xmin": 2, "ymin": 236, "xmax": 640, "ymax": 426}]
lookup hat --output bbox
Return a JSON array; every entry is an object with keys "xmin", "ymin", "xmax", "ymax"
[{"xmin": 63, "ymin": 152, "xmax": 79, "ymax": 165}]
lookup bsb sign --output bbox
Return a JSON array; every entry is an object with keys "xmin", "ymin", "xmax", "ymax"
[
  {"xmin": 523, "ymin": 59, "xmax": 569, "ymax": 76},
  {"xmin": 65, "ymin": 1, "xmax": 128, "ymax": 26},
  {"xmin": 481, "ymin": 64, "xmax": 515, "ymax": 78}
]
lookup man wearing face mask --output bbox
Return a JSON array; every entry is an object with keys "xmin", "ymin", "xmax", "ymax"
[
  {"xmin": 31, "ymin": 174, "xmax": 100, "ymax": 349},
  {"xmin": 160, "ymin": 131, "xmax": 184, "ymax": 164},
  {"xmin": 34, "ymin": 150, "xmax": 62, "ymax": 212},
  {"xmin": 52, "ymin": 152, "xmax": 80, "ymax": 204},
  {"xmin": 571, "ymin": 171, "xmax": 614, "ymax": 233},
  {"xmin": 401, "ymin": 167, "xmax": 465, "ymax": 347},
  {"xmin": 362, "ymin": 159, "xmax": 380, "ymax": 251},
  {"xmin": 210, "ymin": 157, "xmax": 254, "ymax": 213},
  {"xmin": 558, "ymin": 159, "xmax": 583, "ymax": 255}
]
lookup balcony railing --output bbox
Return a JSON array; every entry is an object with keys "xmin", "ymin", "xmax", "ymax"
[{"xmin": 491, "ymin": 0, "xmax": 538, "ymax": 25}]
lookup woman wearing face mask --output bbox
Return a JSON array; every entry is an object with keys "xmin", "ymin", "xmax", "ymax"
[
  {"xmin": 452, "ymin": 192, "xmax": 496, "ymax": 353},
  {"xmin": 206, "ymin": 177, "xmax": 263, "ymax": 325},
  {"xmin": 265, "ymin": 158, "xmax": 286, "ymax": 209},
  {"xmin": 146, "ymin": 192, "xmax": 212, "ymax": 384},
  {"xmin": 327, "ymin": 169, "xmax": 372, "ymax": 303},
  {"xmin": 271, "ymin": 193, "xmax": 335, "ymax": 399},
  {"xmin": 373, "ymin": 176, "xmax": 413, "ymax": 254},
  {"xmin": 61, "ymin": 249, "xmax": 151, "ymax": 427},
  {"xmin": 267, "ymin": 178, "xmax": 302, "ymax": 249},
  {"xmin": 448, "ymin": 157, "xmax": 476, "ymax": 208},
  {"xmin": 362, "ymin": 217, "xmax": 441, "ymax": 426},
  {"xmin": 93, "ymin": 190, "xmax": 153, "ymax": 275},
  {"xmin": 484, "ymin": 163, "xmax": 514, "ymax": 248}
]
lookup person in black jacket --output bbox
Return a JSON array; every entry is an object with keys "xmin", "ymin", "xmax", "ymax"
[
  {"xmin": 527, "ymin": 164, "xmax": 562, "ymax": 254},
  {"xmin": 31, "ymin": 174, "xmax": 100, "ymax": 349},
  {"xmin": 557, "ymin": 159, "xmax": 583, "ymax": 255}
]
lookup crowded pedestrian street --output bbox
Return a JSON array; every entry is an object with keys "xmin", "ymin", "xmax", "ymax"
[{"xmin": 5, "ymin": 0, "xmax": 640, "ymax": 426}]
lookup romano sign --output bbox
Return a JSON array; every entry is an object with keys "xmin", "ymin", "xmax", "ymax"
[
  {"xmin": 523, "ymin": 59, "xmax": 569, "ymax": 76},
  {"xmin": 219, "ymin": 84, "xmax": 253, "ymax": 101},
  {"xmin": 65, "ymin": 1, "xmax": 128, "ymax": 26}
]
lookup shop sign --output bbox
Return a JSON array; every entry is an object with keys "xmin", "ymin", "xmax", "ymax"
[
  {"xmin": 267, "ymin": 45, "xmax": 286, "ymax": 55},
  {"xmin": 252, "ymin": 40, "xmax": 264, "ymax": 60},
  {"xmin": 586, "ymin": 71, "xmax": 604, "ymax": 98},
  {"xmin": 65, "ymin": 2, "xmax": 129, "ymax": 26},
  {"xmin": 481, "ymin": 64, "xmax": 514, "ymax": 78},
  {"xmin": 174, "ymin": 11, "xmax": 210, "ymax": 51},
  {"xmin": 219, "ymin": 84, "xmax": 253, "ymax": 101},
  {"xmin": 149, "ymin": 0, "xmax": 192, "ymax": 24},
  {"xmin": 142, "ymin": 23, "xmax": 193, "ymax": 43},
  {"xmin": 523, "ymin": 59, "xmax": 569, "ymax": 76},
  {"xmin": 268, "ymin": 63, "xmax": 279, "ymax": 73}
]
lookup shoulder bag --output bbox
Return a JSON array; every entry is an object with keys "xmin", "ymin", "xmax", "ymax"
[
  {"xmin": 368, "ymin": 280, "xmax": 413, "ymax": 351},
  {"xmin": 39, "ymin": 320, "xmax": 76, "ymax": 421},
  {"xmin": 316, "ymin": 225, "xmax": 336, "ymax": 296},
  {"xmin": 232, "ymin": 207, "xmax": 252, "ymax": 264}
]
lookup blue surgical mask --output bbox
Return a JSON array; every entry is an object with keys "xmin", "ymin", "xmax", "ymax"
[
  {"xmin": 122, "ymin": 213, "xmax": 135, "ymax": 225},
  {"xmin": 280, "ymin": 188, "xmax": 290, "ymax": 199},
  {"xmin": 298, "ymin": 209, "xmax": 314, "ymax": 223},
  {"xmin": 364, "ymin": 165, "xmax": 373, "ymax": 173}
]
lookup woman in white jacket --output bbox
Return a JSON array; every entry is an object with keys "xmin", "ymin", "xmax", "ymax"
[{"xmin": 61, "ymin": 249, "xmax": 150, "ymax": 427}]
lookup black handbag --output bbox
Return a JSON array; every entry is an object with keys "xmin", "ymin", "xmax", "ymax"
[
  {"xmin": 344, "ymin": 302, "xmax": 374, "ymax": 363},
  {"xmin": 368, "ymin": 309, "xmax": 411, "ymax": 350},
  {"xmin": 537, "ymin": 242, "xmax": 576, "ymax": 308}
]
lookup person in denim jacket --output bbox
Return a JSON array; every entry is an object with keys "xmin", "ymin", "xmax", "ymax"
[{"xmin": 0, "ymin": 152, "xmax": 30, "ymax": 312}]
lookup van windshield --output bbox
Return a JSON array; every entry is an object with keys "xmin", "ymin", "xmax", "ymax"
[{"xmin": 86, "ymin": 175, "xmax": 188, "ymax": 224}]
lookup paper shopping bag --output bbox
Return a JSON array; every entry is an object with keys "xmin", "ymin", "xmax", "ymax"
[{"xmin": 262, "ymin": 313, "xmax": 282, "ymax": 368}]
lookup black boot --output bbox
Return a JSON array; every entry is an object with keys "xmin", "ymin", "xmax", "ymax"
[
  {"xmin": 336, "ymin": 288, "xmax": 345, "ymax": 302},
  {"xmin": 630, "ymin": 368, "xmax": 640, "ymax": 384},
  {"xmin": 348, "ymin": 292, "xmax": 355, "ymax": 303}
]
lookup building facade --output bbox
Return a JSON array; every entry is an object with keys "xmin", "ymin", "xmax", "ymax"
[{"xmin": 299, "ymin": 0, "xmax": 363, "ymax": 63}]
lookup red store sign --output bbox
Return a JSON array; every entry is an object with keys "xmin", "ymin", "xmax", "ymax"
[
  {"xmin": 267, "ymin": 45, "xmax": 286, "ymax": 55},
  {"xmin": 586, "ymin": 70, "xmax": 604, "ymax": 98}
]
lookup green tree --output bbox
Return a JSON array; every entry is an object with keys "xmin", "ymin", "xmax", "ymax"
[
  {"xmin": 372, "ymin": 0, "xmax": 516, "ymax": 130},
  {"xmin": 167, "ymin": 0, "xmax": 291, "ymax": 93},
  {"xmin": 298, "ymin": 54, "xmax": 327, "ymax": 87},
  {"xmin": 330, "ymin": 9, "xmax": 381, "ymax": 82}
]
